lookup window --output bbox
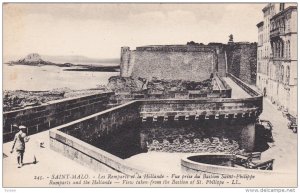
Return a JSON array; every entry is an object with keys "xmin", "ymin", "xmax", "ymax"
[
  {"xmin": 281, "ymin": 41, "xmax": 284, "ymax": 58},
  {"xmin": 270, "ymin": 65, "xmax": 272, "ymax": 79},
  {"xmin": 286, "ymin": 66, "xmax": 290, "ymax": 84},
  {"xmin": 265, "ymin": 47, "xmax": 267, "ymax": 58},
  {"xmin": 278, "ymin": 42, "xmax": 281, "ymax": 58},
  {"xmin": 287, "ymin": 40, "xmax": 290, "ymax": 58},
  {"xmin": 276, "ymin": 42, "xmax": 279, "ymax": 58},
  {"xmin": 279, "ymin": 42, "xmax": 282, "ymax": 58},
  {"xmin": 274, "ymin": 42, "xmax": 277, "ymax": 58},
  {"xmin": 281, "ymin": 65, "xmax": 284, "ymax": 82},
  {"xmin": 286, "ymin": 18, "xmax": 290, "ymax": 32},
  {"xmin": 285, "ymin": 41, "xmax": 288, "ymax": 58},
  {"xmin": 272, "ymin": 42, "xmax": 275, "ymax": 57},
  {"xmin": 282, "ymin": 41, "xmax": 284, "ymax": 58}
]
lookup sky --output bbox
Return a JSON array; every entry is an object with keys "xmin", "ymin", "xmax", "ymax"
[{"xmin": 3, "ymin": 3, "xmax": 265, "ymax": 60}]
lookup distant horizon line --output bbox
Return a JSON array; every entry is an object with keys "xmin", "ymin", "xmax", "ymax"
[
  {"xmin": 3, "ymin": 53, "xmax": 120, "ymax": 64},
  {"xmin": 4, "ymin": 53, "xmax": 119, "ymax": 60}
]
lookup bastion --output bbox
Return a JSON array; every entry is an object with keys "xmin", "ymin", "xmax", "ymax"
[
  {"xmin": 49, "ymin": 73, "xmax": 263, "ymax": 174},
  {"xmin": 120, "ymin": 42, "xmax": 257, "ymax": 84},
  {"xmin": 3, "ymin": 41, "xmax": 261, "ymax": 175}
]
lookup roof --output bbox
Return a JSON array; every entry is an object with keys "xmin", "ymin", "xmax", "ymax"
[{"xmin": 271, "ymin": 6, "xmax": 297, "ymax": 21}]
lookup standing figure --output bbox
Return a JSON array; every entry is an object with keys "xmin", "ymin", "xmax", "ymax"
[{"xmin": 10, "ymin": 125, "xmax": 29, "ymax": 168}]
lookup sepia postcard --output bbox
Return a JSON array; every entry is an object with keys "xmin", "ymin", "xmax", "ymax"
[{"xmin": 2, "ymin": 2, "xmax": 298, "ymax": 189}]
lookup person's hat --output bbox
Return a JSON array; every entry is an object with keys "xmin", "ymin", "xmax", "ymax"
[{"xmin": 19, "ymin": 125, "xmax": 26, "ymax": 130}]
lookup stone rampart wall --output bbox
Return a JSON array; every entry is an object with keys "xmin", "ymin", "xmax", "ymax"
[
  {"xmin": 3, "ymin": 92, "xmax": 114, "ymax": 142},
  {"xmin": 131, "ymin": 50, "xmax": 216, "ymax": 81},
  {"xmin": 120, "ymin": 43, "xmax": 257, "ymax": 84},
  {"xmin": 226, "ymin": 43, "xmax": 257, "ymax": 85}
]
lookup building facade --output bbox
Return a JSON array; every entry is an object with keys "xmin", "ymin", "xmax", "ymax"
[{"xmin": 256, "ymin": 3, "xmax": 297, "ymax": 116}]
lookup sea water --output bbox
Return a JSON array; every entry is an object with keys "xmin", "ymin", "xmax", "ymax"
[{"xmin": 3, "ymin": 64, "xmax": 119, "ymax": 91}]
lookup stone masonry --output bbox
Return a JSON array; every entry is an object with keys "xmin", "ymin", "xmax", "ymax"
[{"xmin": 120, "ymin": 42, "xmax": 257, "ymax": 84}]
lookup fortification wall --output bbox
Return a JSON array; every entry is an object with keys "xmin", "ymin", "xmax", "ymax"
[
  {"xmin": 226, "ymin": 43, "xmax": 257, "ymax": 85},
  {"xmin": 119, "ymin": 43, "xmax": 257, "ymax": 84},
  {"xmin": 120, "ymin": 47, "xmax": 131, "ymax": 77},
  {"xmin": 3, "ymin": 92, "xmax": 114, "ymax": 142},
  {"xmin": 130, "ymin": 50, "xmax": 216, "ymax": 81}
]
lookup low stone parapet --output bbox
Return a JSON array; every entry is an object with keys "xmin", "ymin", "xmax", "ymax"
[
  {"xmin": 3, "ymin": 92, "xmax": 114, "ymax": 142},
  {"xmin": 50, "ymin": 128, "xmax": 144, "ymax": 175}
]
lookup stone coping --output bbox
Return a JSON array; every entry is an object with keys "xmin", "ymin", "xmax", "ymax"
[
  {"xmin": 138, "ymin": 96, "xmax": 262, "ymax": 104},
  {"xmin": 50, "ymin": 100, "xmax": 138, "ymax": 131},
  {"xmin": 3, "ymin": 91, "xmax": 114, "ymax": 114},
  {"xmin": 227, "ymin": 73, "xmax": 261, "ymax": 97},
  {"xmin": 50, "ymin": 128, "xmax": 146, "ymax": 175},
  {"xmin": 216, "ymin": 74, "xmax": 232, "ymax": 91}
]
